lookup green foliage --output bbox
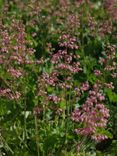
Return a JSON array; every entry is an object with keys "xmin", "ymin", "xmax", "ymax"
[
  {"xmin": 105, "ymin": 89, "xmax": 117, "ymax": 103},
  {"xmin": 0, "ymin": 0, "xmax": 117, "ymax": 155}
]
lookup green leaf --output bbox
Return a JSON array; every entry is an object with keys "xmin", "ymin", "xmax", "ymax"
[
  {"xmin": 105, "ymin": 89, "xmax": 117, "ymax": 103},
  {"xmin": 96, "ymin": 129, "xmax": 113, "ymax": 139},
  {"xmin": 60, "ymin": 101, "xmax": 66, "ymax": 109}
]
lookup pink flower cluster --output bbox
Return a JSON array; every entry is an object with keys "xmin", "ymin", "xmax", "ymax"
[
  {"xmin": 39, "ymin": 34, "xmax": 82, "ymax": 92},
  {"xmin": 104, "ymin": 0, "xmax": 117, "ymax": 20},
  {"xmin": 94, "ymin": 70, "xmax": 102, "ymax": 76},
  {"xmin": 10, "ymin": 54, "xmax": 23, "ymax": 64},
  {"xmin": 48, "ymin": 95, "xmax": 60, "ymax": 104},
  {"xmin": 42, "ymin": 72, "xmax": 58, "ymax": 87},
  {"xmin": 7, "ymin": 68, "xmax": 22, "ymax": 78},
  {"xmin": 59, "ymin": 34, "xmax": 79, "ymax": 49},
  {"xmin": 0, "ymin": 19, "xmax": 41, "ymax": 69},
  {"xmin": 0, "ymin": 19, "xmax": 44, "ymax": 106},
  {"xmin": 98, "ymin": 20, "xmax": 112, "ymax": 37},
  {"xmin": 33, "ymin": 106, "xmax": 42, "ymax": 115},
  {"xmin": 0, "ymin": 88, "xmax": 21, "ymax": 100},
  {"xmin": 51, "ymin": 34, "xmax": 82, "ymax": 74},
  {"xmin": 71, "ymin": 86, "xmax": 110, "ymax": 142},
  {"xmin": 104, "ymin": 82, "xmax": 114, "ymax": 89},
  {"xmin": 66, "ymin": 14, "xmax": 80, "ymax": 32},
  {"xmin": 80, "ymin": 81, "xmax": 89, "ymax": 91},
  {"xmin": 57, "ymin": 62, "xmax": 82, "ymax": 73},
  {"xmin": 99, "ymin": 44, "xmax": 116, "ymax": 80}
]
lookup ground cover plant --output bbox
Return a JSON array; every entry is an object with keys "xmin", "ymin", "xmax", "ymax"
[{"xmin": 0, "ymin": 0, "xmax": 117, "ymax": 155}]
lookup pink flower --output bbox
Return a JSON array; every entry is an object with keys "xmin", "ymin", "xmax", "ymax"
[
  {"xmin": 91, "ymin": 134, "xmax": 108, "ymax": 142},
  {"xmin": 71, "ymin": 87, "xmax": 109, "ymax": 142},
  {"xmin": 104, "ymin": 82, "xmax": 114, "ymax": 89},
  {"xmin": 80, "ymin": 82, "xmax": 89, "ymax": 91},
  {"xmin": 94, "ymin": 70, "xmax": 102, "ymax": 76},
  {"xmin": 7, "ymin": 68, "xmax": 22, "ymax": 78},
  {"xmin": 48, "ymin": 95, "xmax": 60, "ymax": 104},
  {"xmin": 33, "ymin": 106, "xmax": 42, "ymax": 115}
]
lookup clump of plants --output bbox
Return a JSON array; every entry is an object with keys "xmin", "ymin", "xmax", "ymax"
[{"xmin": 0, "ymin": 0, "xmax": 117, "ymax": 155}]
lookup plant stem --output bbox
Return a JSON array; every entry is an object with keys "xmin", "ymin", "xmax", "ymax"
[{"xmin": 35, "ymin": 115, "xmax": 40, "ymax": 156}]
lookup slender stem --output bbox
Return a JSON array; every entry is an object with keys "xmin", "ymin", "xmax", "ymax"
[
  {"xmin": 35, "ymin": 115, "xmax": 39, "ymax": 156},
  {"xmin": 65, "ymin": 87, "xmax": 69, "ymax": 147}
]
